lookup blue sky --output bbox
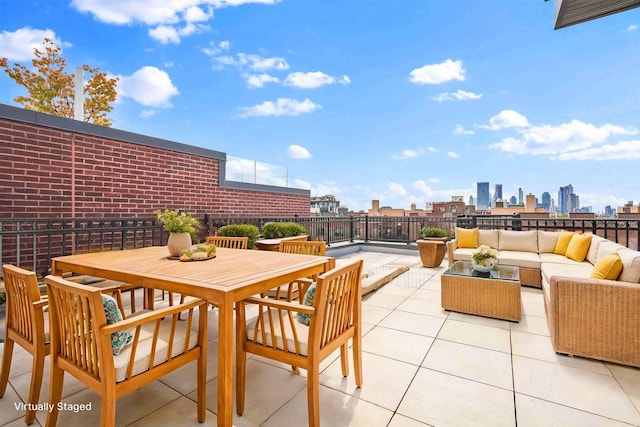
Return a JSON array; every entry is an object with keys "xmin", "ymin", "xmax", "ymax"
[{"xmin": 1, "ymin": 1, "xmax": 639, "ymax": 214}]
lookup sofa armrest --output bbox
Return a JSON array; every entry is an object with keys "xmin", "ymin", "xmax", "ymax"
[
  {"xmin": 547, "ymin": 276, "xmax": 640, "ymax": 367},
  {"xmin": 446, "ymin": 239, "xmax": 458, "ymax": 266}
]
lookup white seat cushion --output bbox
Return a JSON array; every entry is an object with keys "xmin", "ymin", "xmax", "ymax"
[
  {"xmin": 539, "ymin": 253, "xmax": 587, "ymax": 265},
  {"xmin": 246, "ymin": 308, "xmax": 310, "ymax": 356},
  {"xmin": 113, "ymin": 319, "xmax": 198, "ymax": 382},
  {"xmin": 497, "ymin": 250, "xmax": 541, "ymax": 269},
  {"xmin": 452, "ymin": 248, "xmax": 475, "ymax": 262}
]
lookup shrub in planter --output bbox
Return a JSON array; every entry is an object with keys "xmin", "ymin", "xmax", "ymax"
[
  {"xmin": 419, "ymin": 227, "xmax": 450, "ymax": 239},
  {"xmin": 217, "ymin": 224, "xmax": 261, "ymax": 249},
  {"xmin": 261, "ymin": 222, "xmax": 307, "ymax": 239}
]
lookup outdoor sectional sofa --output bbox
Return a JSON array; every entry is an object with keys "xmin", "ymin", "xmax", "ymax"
[{"xmin": 446, "ymin": 228, "xmax": 640, "ymax": 368}]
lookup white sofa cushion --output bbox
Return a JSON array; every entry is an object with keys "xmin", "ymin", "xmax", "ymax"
[
  {"xmin": 617, "ymin": 248, "xmax": 640, "ymax": 283},
  {"xmin": 538, "ymin": 231, "xmax": 560, "ymax": 253},
  {"xmin": 586, "ymin": 235, "xmax": 608, "ymax": 265},
  {"xmin": 452, "ymin": 248, "xmax": 475, "ymax": 262},
  {"xmin": 539, "ymin": 253, "xmax": 587, "ymax": 265},
  {"xmin": 478, "ymin": 229, "xmax": 499, "ymax": 249},
  {"xmin": 498, "ymin": 250, "xmax": 541, "ymax": 269},
  {"xmin": 596, "ymin": 241, "xmax": 626, "ymax": 261},
  {"xmin": 498, "ymin": 230, "xmax": 538, "ymax": 252},
  {"xmin": 541, "ymin": 262, "xmax": 593, "ymax": 300}
]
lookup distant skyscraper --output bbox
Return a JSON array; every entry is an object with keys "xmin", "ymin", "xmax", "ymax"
[
  {"xmin": 510, "ymin": 196, "xmax": 517, "ymax": 206},
  {"xmin": 541, "ymin": 192, "xmax": 551, "ymax": 211},
  {"xmin": 518, "ymin": 188, "xmax": 524, "ymax": 205},
  {"xmin": 559, "ymin": 184, "xmax": 575, "ymax": 213},
  {"xmin": 477, "ymin": 182, "xmax": 490, "ymax": 210},
  {"xmin": 494, "ymin": 184, "xmax": 503, "ymax": 206}
]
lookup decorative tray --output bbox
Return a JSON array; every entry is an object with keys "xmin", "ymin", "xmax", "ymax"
[{"xmin": 167, "ymin": 254, "xmax": 216, "ymax": 262}]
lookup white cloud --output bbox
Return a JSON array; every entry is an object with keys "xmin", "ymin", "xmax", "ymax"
[
  {"xmin": 0, "ymin": 27, "xmax": 69, "ymax": 61},
  {"xmin": 213, "ymin": 53, "xmax": 289, "ymax": 71},
  {"xmin": 202, "ymin": 40, "xmax": 230, "ymax": 56},
  {"xmin": 387, "ymin": 182, "xmax": 408, "ymax": 197},
  {"xmin": 244, "ymin": 73, "xmax": 280, "ymax": 88},
  {"xmin": 490, "ymin": 118, "xmax": 638, "ymax": 160},
  {"xmin": 71, "ymin": 0, "xmax": 274, "ymax": 42},
  {"xmin": 431, "ymin": 90, "xmax": 482, "ymax": 102},
  {"xmin": 287, "ymin": 144, "xmax": 312, "ymax": 159},
  {"xmin": 184, "ymin": 6, "xmax": 213, "ymax": 22},
  {"xmin": 140, "ymin": 109, "xmax": 156, "ymax": 118},
  {"xmin": 283, "ymin": 71, "xmax": 351, "ymax": 89},
  {"xmin": 292, "ymin": 178, "xmax": 311, "ymax": 190},
  {"xmin": 72, "ymin": 0, "xmax": 278, "ymax": 25},
  {"xmin": 481, "ymin": 109, "xmax": 529, "ymax": 130},
  {"xmin": 409, "ymin": 59, "xmax": 465, "ymax": 85},
  {"xmin": 558, "ymin": 140, "xmax": 640, "ymax": 161},
  {"xmin": 453, "ymin": 124, "xmax": 474, "ymax": 135},
  {"xmin": 117, "ymin": 66, "xmax": 179, "ymax": 107},
  {"xmin": 392, "ymin": 149, "xmax": 420, "ymax": 159},
  {"xmin": 447, "ymin": 151, "xmax": 460, "ymax": 158},
  {"xmin": 148, "ymin": 25, "xmax": 179, "ymax": 44},
  {"xmin": 237, "ymin": 98, "xmax": 321, "ymax": 118},
  {"xmin": 149, "ymin": 22, "xmax": 209, "ymax": 44},
  {"xmin": 628, "ymin": 24, "xmax": 638, "ymax": 31}
]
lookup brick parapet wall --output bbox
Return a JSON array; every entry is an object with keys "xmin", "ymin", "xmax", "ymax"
[{"xmin": 0, "ymin": 104, "xmax": 310, "ymax": 219}]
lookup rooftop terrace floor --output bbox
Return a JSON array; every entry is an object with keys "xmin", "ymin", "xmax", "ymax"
[{"xmin": 1, "ymin": 249, "xmax": 639, "ymax": 426}]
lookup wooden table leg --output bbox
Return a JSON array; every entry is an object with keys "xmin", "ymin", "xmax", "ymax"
[{"xmin": 217, "ymin": 294, "xmax": 234, "ymax": 426}]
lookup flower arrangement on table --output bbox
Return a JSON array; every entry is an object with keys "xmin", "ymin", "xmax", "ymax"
[
  {"xmin": 471, "ymin": 244, "xmax": 498, "ymax": 271},
  {"xmin": 154, "ymin": 209, "xmax": 201, "ymax": 234}
]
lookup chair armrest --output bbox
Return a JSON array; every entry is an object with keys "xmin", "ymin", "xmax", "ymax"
[
  {"xmin": 241, "ymin": 296, "xmax": 315, "ymax": 315},
  {"xmin": 101, "ymin": 298, "xmax": 207, "ymax": 335},
  {"xmin": 446, "ymin": 239, "xmax": 458, "ymax": 266},
  {"xmin": 33, "ymin": 298, "xmax": 48, "ymax": 310}
]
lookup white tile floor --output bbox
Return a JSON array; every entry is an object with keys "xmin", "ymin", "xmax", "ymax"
[{"xmin": 1, "ymin": 250, "xmax": 639, "ymax": 426}]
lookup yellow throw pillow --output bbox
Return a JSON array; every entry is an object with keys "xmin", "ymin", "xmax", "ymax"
[
  {"xmin": 457, "ymin": 228, "xmax": 478, "ymax": 248},
  {"xmin": 553, "ymin": 231, "xmax": 575, "ymax": 255},
  {"xmin": 565, "ymin": 233, "xmax": 592, "ymax": 262},
  {"xmin": 590, "ymin": 253, "xmax": 623, "ymax": 280}
]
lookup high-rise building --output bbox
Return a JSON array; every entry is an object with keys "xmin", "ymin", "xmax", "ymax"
[
  {"xmin": 540, "ymin": 192, "xmax": 551, "ymax": 211},
  {"xmin": 518, "ymin": 188, "xmax": 524, "ymax": 205},
  {"xmin": 558, "ymin": 184, "xmax": 575, "ymax": 213},
  {"xmin": 477, "ymin": 182, "xmax": 490, "ymax": 211},
  {"xmin": 510, "ymin": 196, "xmax": 517, "ymax": 206},
  {"xmin": 494, "ymin": 184, "xmax": 503, "ymax": 206}
]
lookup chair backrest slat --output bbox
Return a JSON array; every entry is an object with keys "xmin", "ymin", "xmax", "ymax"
[
  {"xmin": 2, "ymin": 265, "xmax": 43, "ymax": 346},
  {"xmin": 205, "ymin": 236, "xmax": 248, "ymax": 249},
  {"xmin": 280, "ymin": 241, "xmax": 326, "ymax": 256},
  {"xmin": 313, "ymin": 260, "xmax": 362, "ymax": 350}
]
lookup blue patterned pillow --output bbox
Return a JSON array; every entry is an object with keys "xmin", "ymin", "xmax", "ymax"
[
  {"xmin": 101, "ymin": 294, "xmax": 133, "ymax": 356},
  {"xmin": 296, "ymin": 283, "xmax": 316, "ymax": 326}
]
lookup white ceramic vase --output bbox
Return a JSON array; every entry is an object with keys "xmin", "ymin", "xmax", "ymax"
[
  {"xmin": 167, "ymin": 232, "xmax": 192, "ymax": 257},
  {"xmin": 472, "ymin": 262, "xmax": 493, "ymax": 273}
]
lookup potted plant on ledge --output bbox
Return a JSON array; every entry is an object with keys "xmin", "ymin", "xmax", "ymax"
[
  {"xmin": 155, "ymin": 209, "xmax": 201, "ymax": 257},
  {"xmin": 417, "ymin": 226, "xmax": 450, "ymax": 268}
]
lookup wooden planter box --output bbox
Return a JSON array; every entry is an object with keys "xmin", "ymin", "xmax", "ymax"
[
  {"xmin": 254, "ymin": 235, "xmax": 309, "ymax": 251},
  {"xmin": 417, "ymin": 238, "xmax": 448, "ymax": 267}
]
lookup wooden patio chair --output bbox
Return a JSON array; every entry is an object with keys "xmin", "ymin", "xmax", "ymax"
[
  {"xmin": 205, "ymin": 235, "xmax": 249, "ymax": 249},
  {"xmin": 0, "ymin": 265, "xmax": 49, "ymax": 425},
  {"xmin": 265, "ymin": 240, "xmax": 327, "ymax": 301},
  {"xmin": 44, "ymin": 275, "xmax": 208, "ymax": 427},
  {"xmin": 235, "ymin": 259, "xmax": 363, "ymax": 427}
]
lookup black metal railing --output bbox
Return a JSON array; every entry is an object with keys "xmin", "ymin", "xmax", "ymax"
[
  {"xmin": 0, "ymin": 217, "xmax": 163, "ymax": 276},
  {"xmin": 1, "ymin": 214, "xmax": 638, "ymax": 278}
]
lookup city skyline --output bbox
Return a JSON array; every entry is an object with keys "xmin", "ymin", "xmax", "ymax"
[{"xmin": 0, "ymin": 1, "xmax": 638, "ymax": 214}]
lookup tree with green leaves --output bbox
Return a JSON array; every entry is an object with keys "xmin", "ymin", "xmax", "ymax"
[{"xmin": 0, "ymin": 38, "xmax": 118, "ymax": 127}]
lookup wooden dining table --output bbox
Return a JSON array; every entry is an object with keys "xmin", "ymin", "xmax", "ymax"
[{"xmin": 50, "ymin": 245, "xmax": 335, "ymax": 427}]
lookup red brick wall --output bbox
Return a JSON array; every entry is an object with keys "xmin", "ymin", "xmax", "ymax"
[{"xmin": 0, "ymin": 107, "xmax": 310, "ymax": 219}]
